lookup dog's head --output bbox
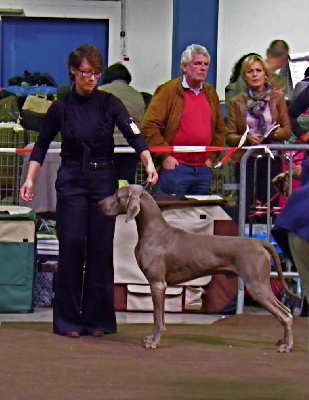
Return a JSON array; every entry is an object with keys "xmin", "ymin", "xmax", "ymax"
[{"xmin": 99, "ymin": 184, "xmax": 144, "ymax": 222}]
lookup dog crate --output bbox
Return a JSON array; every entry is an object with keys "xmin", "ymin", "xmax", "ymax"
[
  {"xmin": 0, "ymin": 127, "xmax": 62, "ymax": 207},
  {"xmin": 0, "ymin": 205, "xmax": 37, "ymax": 313},
  {"xmin": 0, "ymin": 125, "xmax": 25, "ymax": 205},
  {"xmin": 25, "ymin": 129, "xmax": 61, "ymax": 145}
]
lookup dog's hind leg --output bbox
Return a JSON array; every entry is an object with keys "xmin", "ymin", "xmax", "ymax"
[
  {"xmin": 143, "ymin": 281, "xmax": 167, "ymax": 349},
  {"xmin": 273, "ymin": 297, "xmax": 294, "ymax": 348},
  {"xmin": 245, "ymin": 283, "xmax": 293, "ymax": 353}
]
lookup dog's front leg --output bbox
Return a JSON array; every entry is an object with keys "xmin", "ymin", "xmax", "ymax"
[{"xmin": 143, "ymin": 281, "xmax": 167, "ymax": 349}]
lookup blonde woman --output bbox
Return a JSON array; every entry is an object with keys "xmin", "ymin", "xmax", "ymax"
[{"xmin": 226, "ymin": 54, "xmax": 292, "ymax": 220}]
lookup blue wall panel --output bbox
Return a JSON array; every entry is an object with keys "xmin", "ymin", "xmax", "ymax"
[
  {"xmin": 1, "ymin": 17, "xmax": 109, "ymax": 87},
  {"xmin": 172, "ymin": 0, "xmax": 219, "ymax": 88}
]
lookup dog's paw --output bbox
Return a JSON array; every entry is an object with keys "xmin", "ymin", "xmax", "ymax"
[
  {"xmin": 277, "ymin": 343, "xmax": 292, "ymax": 353},
  {"xmin": 145, "ymin": 342, "xmax": 159, "ymax": 349},
  {"xmin": 142, "ymin": 335, "xmax": 159, "ymax": 349}
]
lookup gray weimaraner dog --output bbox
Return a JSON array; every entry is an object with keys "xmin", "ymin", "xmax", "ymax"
[{"xmin": 99, "ymin": 184, "xmax": 301, "ymax": 353}]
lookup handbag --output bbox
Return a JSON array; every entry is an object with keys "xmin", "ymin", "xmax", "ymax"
[
  {"xmin": 0, "ymin": 95, "xmax": 19, "ymax": 122},
  {"xmin": 21, "ymin": 94, "xmax": 53, "ymax": 131}
]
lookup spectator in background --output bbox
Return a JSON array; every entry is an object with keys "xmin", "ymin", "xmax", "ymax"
[
  {"xmin": 266, "ymin": 39, "xmax": 293, "ymax": 100},
  {"xmin": 225, "ymin": 40, "xmax": 291, "ymax": 106},
  {"xmin": 225, "ymin": 53, "xmax": 260, "ymax": 108},
  {"xmin": 265, "ymin": 40, "xmax": 290, "ymax": 74},
  {"xmin": 140, "ymin": 91, "xmax": 153, "ymax": 110},
  {"xmin": 288, "ymin": 85, "xmax": 309, "ymax": 185},
  {"xmin": 141, "ymin": 43, "xmax": 226, "ymax": 196},
  {"xmin": 272, "ymin": 179, "xmax": 309, "ymax": 303},
  {"xmin": 291, "ymin": 67, "xmax": 309, "ymax": 102},
  {"xmin": 98, "ymin": 62, "xmax": 145, "ymax": 184},
  {"xmin": 289, "ymin": 85, "xmax": 309, "ymax": 144},
  {"xmin": 226, "ymin": 54, "xmax": 292, "ymax": 220}
]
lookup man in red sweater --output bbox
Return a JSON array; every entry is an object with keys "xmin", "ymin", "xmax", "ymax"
[{"xmin": 141, "ymin": 44, "xmax": 225, "ymax": 195}]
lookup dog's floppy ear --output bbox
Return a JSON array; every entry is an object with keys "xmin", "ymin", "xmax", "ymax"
[{"xmin": 125, "ymin": 192, "xmax": 141, "ymax": 222}]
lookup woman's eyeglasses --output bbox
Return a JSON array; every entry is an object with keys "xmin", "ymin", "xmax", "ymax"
[{"xmin": 78, "ymin": 69, "xmax": 102, "ymax": 79}]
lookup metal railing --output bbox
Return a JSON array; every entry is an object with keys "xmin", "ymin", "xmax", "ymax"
[{"xmin": 236, "ymin": 144, "xmax": 309, "ymax": 313}]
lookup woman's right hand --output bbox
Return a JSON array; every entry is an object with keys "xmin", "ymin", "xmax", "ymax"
[
  {"xmin": 20, "ymin": 179, "xmax": 35, "ymax": 202},
  {"xmin": 246, "ymin": 133, "xmax": 263, "ymax": 146}
]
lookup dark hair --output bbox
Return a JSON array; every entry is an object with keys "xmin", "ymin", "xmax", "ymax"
[
  {"xmin": 68, "ymin": 44, "xmax": 104, "ymax": 82},
  {"xmin": 304, "ymin": 67, "xmax": 309, "ymax": 78},
  {"xmin": 267, "ymin": 40, "xmax": 289, "ymax": 58},
  {"xmin": 102, "ymin": 62, "xmax": 132, "ymax": 84},
  {"xmin": 229, "ymin": 53, "xmax": 260, "ymax": 83},
  {"xmin": 141, "ymin": 91, "xmax": 152, "ymax": 109}
]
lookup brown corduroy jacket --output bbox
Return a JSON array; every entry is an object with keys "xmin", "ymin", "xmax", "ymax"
[
  {"xmin": 226, "ymin": 91, "xmax": 292, "ymax": 162},
  {"xmin": 141, "ymin": 77, "xmax": 226, "ymax": 165}
]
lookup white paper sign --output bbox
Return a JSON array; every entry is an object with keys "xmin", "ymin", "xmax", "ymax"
[{"xmin": 288, "ymin": 52, "xmax": 309, "ymax": 87}]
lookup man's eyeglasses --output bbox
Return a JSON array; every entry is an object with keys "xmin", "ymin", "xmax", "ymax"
[{"xmin": 78, "ymin": 69, "xmax": 102, "ymax": 79}]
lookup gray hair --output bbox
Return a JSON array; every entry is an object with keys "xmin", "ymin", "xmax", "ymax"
[{"xmin": 180, "ymin": 44, "xmax": 210, "ymax": 65}]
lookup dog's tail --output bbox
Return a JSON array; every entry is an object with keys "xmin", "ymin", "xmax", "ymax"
[{"xmin": 263, "ymin": 240, "xmax": 303, "ymax": 301}]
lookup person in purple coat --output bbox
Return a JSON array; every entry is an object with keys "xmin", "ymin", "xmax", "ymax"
[
  {"xmin": 273, "ymin": 86, "xmax": 309, "ymax": 303},
  {"xmin": 272, "ymin": 180, "xmax": 309, "ymax": 302}
]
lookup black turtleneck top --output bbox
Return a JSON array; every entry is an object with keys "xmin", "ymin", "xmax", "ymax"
[{"xmin": 30, "ymin": 88, "xmax": 149, "ymax": 165}]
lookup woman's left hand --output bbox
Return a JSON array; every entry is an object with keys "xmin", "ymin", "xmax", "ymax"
[
  {"xmin": 146, "ymin": 161, "xmax": 158, "ymax": 185},
  {"xmin": 140, "ymin": 150, "xmax": 158, "ymax": 185},
  {"xmin": 268, "ymin": 127, "xmax": 284, "ymax": 142}
]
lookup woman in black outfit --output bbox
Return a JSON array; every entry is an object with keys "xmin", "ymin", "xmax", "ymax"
[{"xmin": 20, "ymin": 44, "xmax": 158, "ymax": 338}]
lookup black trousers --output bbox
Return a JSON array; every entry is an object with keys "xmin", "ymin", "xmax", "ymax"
[{"xmin": 53, "ymin": 162, "xmax": 118, "ymax": 335}]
